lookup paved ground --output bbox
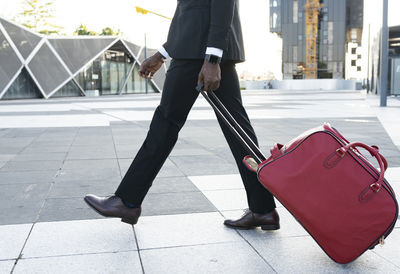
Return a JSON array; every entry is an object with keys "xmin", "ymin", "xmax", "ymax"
[{"xmin": 0, "ymin": 89, "xmax": 399, "ymax": 273}]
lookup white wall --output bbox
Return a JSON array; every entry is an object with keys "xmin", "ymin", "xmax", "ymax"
[{"xmin": 241, "ymin": 79, "xmax": 363, "ymax": 90}]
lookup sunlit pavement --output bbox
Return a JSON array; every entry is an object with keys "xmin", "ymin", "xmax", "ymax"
[{"xmin": 0, "ymin": 89, "xmax": 399, "ymax": 273}]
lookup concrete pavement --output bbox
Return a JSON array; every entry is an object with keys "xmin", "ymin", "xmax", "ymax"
[{"xmin": 0, "ymin": 89, "xmax": 399, "ymax": 273}]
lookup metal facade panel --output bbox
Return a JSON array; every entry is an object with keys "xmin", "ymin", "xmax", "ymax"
[
  {"xmin": 123, "ymin": 40, "xmax": 141, "ymax": 57},
  {"xmin": 327, "ymin": 0, "xmax": 334, "ymax": 21},
  {"xmin": 27, "ymin": 43, "xmax": 70, "ymax": 95},
  {"xmin": 0, "ymin": 18, "xmax": 41, "ymax": 59},
  {"xmin": 0, "ymin": 27, "xmax": 22, "ymax": 93},
  {"xmin": 138, "ymin": 48, "xmax": 158, "ymax": 63},
  {"xmin": 49, "ymin": 38, "xmax": 116, "ymax": 74}
]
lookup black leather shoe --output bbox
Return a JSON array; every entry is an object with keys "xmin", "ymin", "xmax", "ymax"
[
  {"xmin": 84, "ymin": 194, "xmax": 141, "ymax": 225},
  {"xmin": 224, "ymin": 209, "xmax": 280, "ymax": 230}
]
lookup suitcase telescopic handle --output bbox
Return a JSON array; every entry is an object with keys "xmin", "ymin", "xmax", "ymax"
[
  {"xmin": 196, "ymin": 83, "xmax": 267, "ymax": 164},
  {"xmin": 340, "ymin": 142, "xmax": 385, "ymax": 191}
]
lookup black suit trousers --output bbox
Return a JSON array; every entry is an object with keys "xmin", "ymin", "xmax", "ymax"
[{"xmin": 115, "ymin": 59, "xmax": 276, "ymax": 214}]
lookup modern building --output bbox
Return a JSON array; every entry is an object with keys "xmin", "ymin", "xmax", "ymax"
[
  {"xmin": 368, "ymin": 24, "xmax": 400, "ymax": 96},
  {"xmin": 0, "ymin": 17, "xmax": 166, "ymax": 100},
  {"xmin": 269, "ymin": 0, "xmax": 363, "ymax": 80}
]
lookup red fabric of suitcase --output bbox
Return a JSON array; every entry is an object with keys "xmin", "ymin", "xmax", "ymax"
[{"xmin": 244, "ymin": 123, "xmax": 398, "ymax": 264}]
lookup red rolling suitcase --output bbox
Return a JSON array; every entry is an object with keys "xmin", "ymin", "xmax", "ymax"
[{"xmin": 197, "ymin": 84, "xmax": 398, "ymax": 264}]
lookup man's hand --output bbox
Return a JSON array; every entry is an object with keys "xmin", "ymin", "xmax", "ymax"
[
  {"xmin": 139, "ymin": 52, "xmax": 164, "ymax": 79},
  {"xmin": 197, "ymin": 60, "xmax": 221, "ymax": 91}
]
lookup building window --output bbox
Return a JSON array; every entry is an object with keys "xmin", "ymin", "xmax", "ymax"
[
  {"xmin": 298, "ymin": 35, "xmax": 302, "ymax": 41},
  {"xmin": 328, "ymin": 22, "xmax": 333, "ymax": 44},
  {"xmin": 293, "ymin": 0, "xmax": 298, "ymax": 23},
  {"xmin": 272, "ymin": 12, "xmax": 278, "ymax": 28},
  {"xmin": 351, "ymin": 29, "xmax": 358, "ymax": 41},
  {"xmin": 357, "ymin": 54, "xmax": 361, "ymax": 59},
  {"xmin": 351, "ymin": 48, "xmax": 357, "ymax": 54},
  {"xmin": 357, "ymin": 66, "xmax": 361, "ymax": 71},
  {"xmin": 293, "ymin": 46, "xmax": 298, "ymax": 62},
  {"xmin": 351, "ymin": 60, "xmax": 356, "ymax": 66}
]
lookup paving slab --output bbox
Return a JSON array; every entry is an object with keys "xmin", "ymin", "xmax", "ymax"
[
  {"xmin": 55, "ymin": 166, "xmax": 121, "ymax": 183},
  {"xmin": 135, "ymin": 212, "xmax": 242, "ymax": 249},
  {"xmin": 141, "ymin": 191, "xmax": 216, "ymax": 216},
  {"xmin": 0, "ymin": 154, "xmax": 16, "ymax": 162},
  {"xmin": 118, "ymin": 158, "xmax": 185, "ymax": 178},
  {"xmin": 21, "ymin": 145, "xmax": 71, "ymax": 153},
  {"xmin": 0, "ymin": 224, "xmax": 32, "ymax": 260},
  {"xmin": 72, "ymin": 136, "xmax": 114, "ymax": 146},
  {"xmin": 114, "ymin": 144, "xmax": 140, "ymax": 158},
  {"xmin": 11, "ymin": 152, "xmax": 67, "ymax": 162},
  {"xmin": 66, "ymin": 145, "xmax": 117, "ymax": 160},
  {"xmin": 202, "ymin": 189, "xmax": 248, "ymax": 211},
  {"xmin": 241, "ymin": 233, "xmax": 400, "ymax": 273},
  {"xmin": 372, "ymin": 228, "xmax": 400, "ymax": 268},
  {"xmin": 48, "ymin": 179, "xmax": 118, "ymax": 199},
  {"xmin": 14, "ymin": 251, "xmax": 142, "ymax": 274},
  {"xmin": 0, "ymin": 260, "xmax": 15, "ymax": 274},
  {"xmin": 0, "ymin": 183, "xmax": 51, "ymax": 225},
  {"xmin": 189, "ymin": 174, "xmax": 244, "ymax": 191},
  {"xmin": 169, "ymin": 155, "xmax": 238, "ymax": 176},
  {"xmin": 148, "ymin": 176, "xmax": 200, "ymax": 194},
  {"xmin": 0, "ymin": 146, "xmax": 25, "ymax": 154},
  {"xmin": 0, "ymin": 160, "xmax": 63, "ymax": 172},
  {"xmin": 141, "ymin": 241, "xmax": 273, "ymax": 274},
  {"xmin": 61, "ymin": 159, "xmax": 120, "ymax": 170},
  {"xmin": 38, "ymin": 197, "xmax": 106, "ymax": 222},
  {"xmin": 22, "ymin": 219, "xmax": 136, "ymax": 258}
]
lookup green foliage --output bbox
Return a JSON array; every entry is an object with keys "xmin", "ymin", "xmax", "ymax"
[
  {"xmin": 16, "ymin": 0, "xmax": 63, "ymax": 35},
  {"xmin": 100, "ymin": 27, "xmax": 121, "ymax": 36},
  {"xmin": 73, "ymin": 24, "xmax": 98, "ymax": 36},
  {"xmin": 73, "ymin": 25, "xmax": 122, "ymax": 36}
]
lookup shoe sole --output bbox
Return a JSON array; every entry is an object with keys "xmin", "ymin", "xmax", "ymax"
[
  {"xmin": 83, "ymin": 197, "xmax": 138, "ymax": 225},
  {"xmin": 261, "ymin": 224, "xmax": 280, "ymax": 231},
  {"xmin": 224, "ymin": 223, "xmax": 280, "ymax": 231}
]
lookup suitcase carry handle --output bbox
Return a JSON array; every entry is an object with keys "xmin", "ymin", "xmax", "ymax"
[
  {"xmin": 340, "ymin": 142, "xmax": 385, "ymax": 191},
  {"xmin": 196, "ymin": 83, "xmax": 267, "ymax": 164}
]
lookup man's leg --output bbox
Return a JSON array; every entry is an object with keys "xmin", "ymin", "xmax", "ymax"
[
  {"xmin": 212, "ymin": 62, "xmax": 276, "ymax": 214},
  {"xmin": 115, "ymin": 59, "xmax": 203, "ymax": 206}
]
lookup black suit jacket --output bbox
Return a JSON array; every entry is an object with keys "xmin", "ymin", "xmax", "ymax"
[{"xmin": 163, "ymin": 0, "xmax": 245, "ymax": 62}]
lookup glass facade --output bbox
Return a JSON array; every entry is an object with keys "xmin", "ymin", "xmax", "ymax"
[
  {"xmin": 75, "ymin": 42, "xmax": 155, "ymax": 95},
  {"xmin": 49, "ymin": 38, "xmax": 116, "ymax": 74},
  {"xmin": 2, "ymin": 68, "xmax": 42, "ymax": 99},
  {"xmin": 53, "ymin": 79, "xmax": 83, "ymax": 97},
  {"xmin": 270, "ymin": 0, "xmax": 362, "ymax": 79},
  {"xmin": 0, "ymin": 17, "xmax": 163, "ymax": 100}
]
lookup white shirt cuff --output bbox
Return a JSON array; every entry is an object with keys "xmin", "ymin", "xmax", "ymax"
[
  {"xmin": 158, "ymin": 46, "xmax": 170, "ymax": 59},
  {"xmin": 206, "ymin": 47, "xmax": 223, "ymax": 58}
]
